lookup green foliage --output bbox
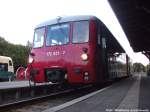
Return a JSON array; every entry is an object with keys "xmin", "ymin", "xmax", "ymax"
[
  {"xmin": 146, "ymin": 64, "xmax": 150, "ymax": 70},
  {"xmin": 0, "ymin": 37, "xmax": 31, "ymax": 71},
  {"xmin": 133, "ymin": 62, "xmax": 146, "ymax": 72}
]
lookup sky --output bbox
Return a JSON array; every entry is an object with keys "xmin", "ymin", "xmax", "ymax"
[{"xmin": 0, "ymin": 0, "xmax": 149, "ymax": 65}]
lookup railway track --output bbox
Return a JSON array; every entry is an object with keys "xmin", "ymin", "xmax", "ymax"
[
  {"xmin": 0, "ymin": 77, "xmax": 124, "ymax": 112},
  {"xmin": 0, "ymin": 84, "xmax": 101, "ymax": 112}
]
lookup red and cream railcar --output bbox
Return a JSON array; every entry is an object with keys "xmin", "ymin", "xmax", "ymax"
[{"xmin": 27, "ymin": 15, "xmax": 130, "ymax": 84}]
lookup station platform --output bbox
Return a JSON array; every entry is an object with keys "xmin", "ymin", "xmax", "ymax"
[
  {"xmin": 0, "ymin": 81, "xmax": 30, "ymax": 89},
  {"xmin": 0, "ymin": 80, "xmax": 52, "ymax": 89},
  {"xmin": 43, "ymin": 73, "xmax": 150, "ymax": 112}
]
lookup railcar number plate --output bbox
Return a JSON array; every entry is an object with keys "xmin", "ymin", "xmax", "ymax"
[{"xmin": 46, "ymin": 51, "xmax": 66, "ymax": 57}]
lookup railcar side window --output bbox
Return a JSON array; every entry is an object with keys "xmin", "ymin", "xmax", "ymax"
[
  {"xmin": 33, "ymin": 28, "xmax": 45, "ymax": 48},
  {"xmin": 0, "ymin": 63, "xmax": 8, "ymax": 71},
  {"xmin": 102, "ymin": 37, "xmax": 106, "ymax": 48},
  {"xmin": 72, "ymin": 21, "xmax": 89, "ymax": 43},
  {"xmin": 46, "ymin": 24, "xmax": 70, "ymax": 46},
  {"xmin": 9, "ymin": 60, "xmax": 12, "ymax": 66},
  {"xmin": 98, "ymin": 34, "xmax": 101, "ymax": 45}
]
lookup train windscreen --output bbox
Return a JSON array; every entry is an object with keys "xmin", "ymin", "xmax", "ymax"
[
  {"xmin": 33, "ymin": 28, "xmax": 45, "ymax": 48},
  {"xmin": 72, "ymin": 21, "xmax": 89, "ymax": 43},
  {"xmin": 46, "ymin": 23, "xmax": 70, "ymax": 46}
]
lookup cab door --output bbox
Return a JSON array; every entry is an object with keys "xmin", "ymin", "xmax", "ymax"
[
  {"xmin": 95, "ymin": 21, "xmax": 108, "ymax": 83},
  {"xmin": 100, "ymin": 23, "xmax": 109, "ymax": 81}
]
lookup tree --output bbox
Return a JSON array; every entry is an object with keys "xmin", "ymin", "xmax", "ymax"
[
  {"xmin": 0, "ymin": 37, "xmax": 31, "ymax": 72},
  {"xmin": 133, "ymin": 63, "xmax": 146, "ymax": 72}
]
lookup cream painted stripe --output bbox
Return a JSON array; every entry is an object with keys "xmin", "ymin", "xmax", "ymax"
[
  {"xmin": 117, "ymin": 74, "xmax": 141, "ymax": 109},
  {"xmin": 43, "ymin": 86, "xmax": 111, "ymax": 112}
]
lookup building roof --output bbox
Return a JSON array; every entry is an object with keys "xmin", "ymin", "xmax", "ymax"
[{"xmin": 108, "ymin": 0, "xmax": 150, "ymax": 52}]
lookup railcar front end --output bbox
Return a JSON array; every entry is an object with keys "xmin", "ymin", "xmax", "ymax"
[{"xmin": 27, "ymin": 16, "xmax": 97, "ymax": 84}]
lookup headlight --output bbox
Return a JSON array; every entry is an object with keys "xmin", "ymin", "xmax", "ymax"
[
  {"xmin": 28, "ymin": 55, "xmax": 34, "ymax": 64},
  {"xmin": 81, "ymin": 53, "xmax": 88, "ymax": 61}
]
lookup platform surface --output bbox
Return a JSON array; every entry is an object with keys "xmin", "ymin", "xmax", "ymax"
[
  {"xmin": 0, "ymin": 81, "xmax": 52, "ymax": 89},
  {"xmin": 44, "ymin": 73, "xmax": 150, "ymax": 112}
]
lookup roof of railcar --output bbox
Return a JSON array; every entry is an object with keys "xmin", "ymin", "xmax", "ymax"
[
  {"xmin": 0, "ymin": 56, "xmax": 12, "ymax": 63},
  {"xmin": 35, "ymin": 15, "xmax": 98, "ymax": 28}
]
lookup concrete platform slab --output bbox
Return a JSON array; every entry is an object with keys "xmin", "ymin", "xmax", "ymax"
[
  {"xmin": 43, "ymin": 74, "xmax": 150, "ymax": 112},
  {"xmin": 0, "ymin": 81, "xmax": 52, "ymax": 89}
]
